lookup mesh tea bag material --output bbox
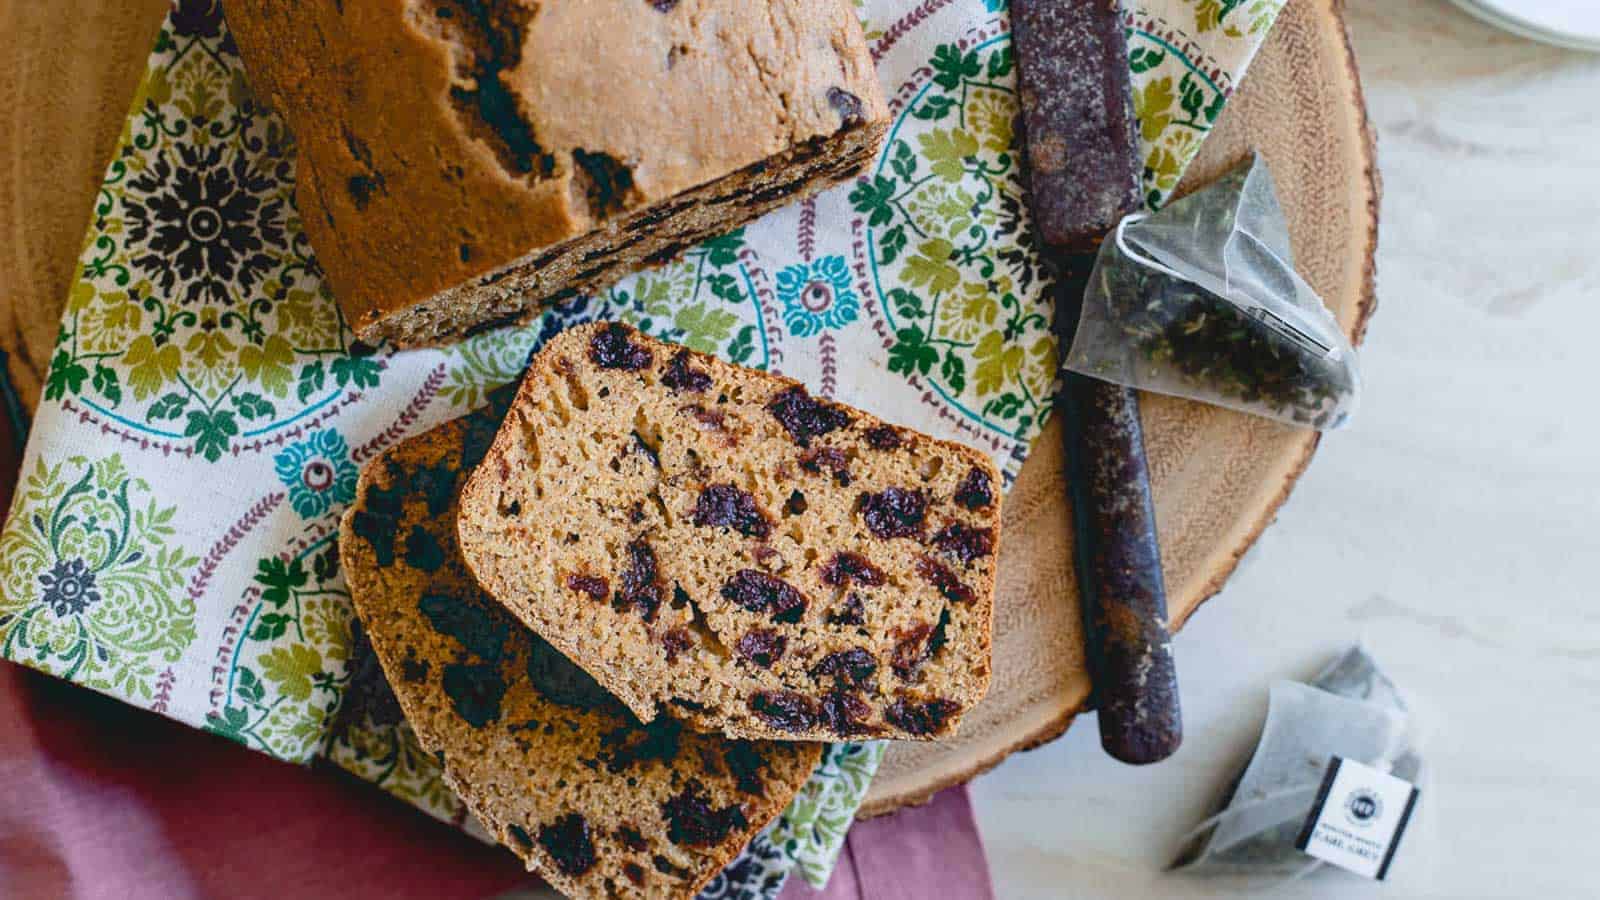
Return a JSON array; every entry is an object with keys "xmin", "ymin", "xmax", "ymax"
[
  {"xmin": 1063, "ymin": 156, "xmax": 1360, "ymax": 429},
  {"xmin": 1171, "ymin": 645, "xmax": 1424, "ymax": 881}
]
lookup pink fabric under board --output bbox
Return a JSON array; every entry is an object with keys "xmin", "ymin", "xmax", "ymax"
[
  {"xmin": 0, "ymin": 663, "xmax": 527, "ymax": 900},
  {"xmin": 780, "ymin": 786, "xmax": 994, "ymax": 900},
  {"xmin": 0, "ymin": 660, "xmax": 993, "ymax": 900}
]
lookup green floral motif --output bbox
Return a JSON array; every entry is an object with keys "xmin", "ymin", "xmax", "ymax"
[
  {"xmin": 1185, "ymin": 0, "xmax": 1283, "ymax": 36},
  {"xmin": 439, "ymin": 325, "xmax": 539, "ymax": 412},
  {"xmin": 855, "ymin": 36, "xmax": 1056, "ymax": 441},
  {"xmin": 326, "ymin": 717, "xmax": 466, "ymax": 824},
  {"xmin": 767, "ymin": 742, "xmax": 886, "ymax": 887},
  {"xmin": 1135, "ymin": 2, "xmax": 1286, "ymax": 206},
  {"xmin": 45, "ymin": 15, "xmax": 383, "ymax": 462},
  {"xmin": 206, "ymin": 536, "xmax": 354, "ymax": 762},
  {"xmin": 1130, "ymin": 65, "xmax": 1225, "ymax": 206},
  {"xmin": 605, "ymin": 231, "xmax": 766, "ymax": 363},
  {"xmin": 438, "ymin": 230, "xmax": 769, "ymax": 409},
  {"xmin": 0, "ymin": 0, "xmax": 1288, "ymax": 892},
  {"xmin": 321, "ymin": 622, "xmax": 467, "ymax": 820},
  {"xmin": 0, "ymin": 454, "xmax": 198, "ymax": 698}
]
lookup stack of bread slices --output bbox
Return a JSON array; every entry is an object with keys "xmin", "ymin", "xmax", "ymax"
[{"xmin": 340, "ymin": 323, "xmax": 1000, "ymax": 898}]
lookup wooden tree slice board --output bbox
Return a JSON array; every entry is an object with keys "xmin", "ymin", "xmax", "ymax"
[
  {"xmin": 0, "ymin": 0, "xmax": 1376, "ymax": 819},
  {"xmin": 863, "ymin": 0, "xmax": 1379, "ymax": 815},
  {"xmin": 0, "ymin": 0, "xmax": 171, "ymax": 410}
]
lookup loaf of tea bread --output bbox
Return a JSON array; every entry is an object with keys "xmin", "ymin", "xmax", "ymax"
[{"xmin": 222, "ymin": 0, "xmax": 889, "ymax": 345}]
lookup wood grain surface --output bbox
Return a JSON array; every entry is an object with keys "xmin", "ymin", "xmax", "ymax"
[
  {"xmin": 864, "ymin": 0, "xmax": 1378, "ymax": 814},
  {"xmin": 0, "ymin": 0, "xmax": 1377, "ymax": 818},
  {"xmin": 0, "ymin": 0, "xmax": 170, "ymax": 409}
]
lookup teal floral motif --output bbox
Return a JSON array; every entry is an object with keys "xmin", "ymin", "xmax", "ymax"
[
  {"xmin": 206, "ymin": 535, "xmax": 354, "ymax": 762},
  {"xmin": 776, "ymin": 256, "xmax": 860, "ymax": 337},
  {"xmin": 273, "ymin": 429, "xmax": 358, "ymax": 518},
  {"xmin": 0, "ymin": 454, "xmax": 198, "ymax": 699}
]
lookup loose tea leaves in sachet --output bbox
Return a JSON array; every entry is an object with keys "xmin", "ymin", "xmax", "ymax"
[{"xmin": 1062, "ymin": 155, "xmax": 1360, "ymax": 429}]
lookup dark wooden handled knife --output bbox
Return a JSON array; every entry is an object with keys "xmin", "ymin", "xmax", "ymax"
[{"xmin": 1012, "ymin": 0, "xmax": 1182, "ymax": 764}]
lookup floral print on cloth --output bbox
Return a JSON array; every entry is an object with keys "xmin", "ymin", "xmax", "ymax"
[
  {"xmin": 777, "ymin": 255, "xmax": 862, "ymax": 337},
  {"xmin": 0, "ymin": 454, "xmax": 197, "ymax": 703},
  {"xmin": 273, "ymin": 430, "xmax": 359, "ymax": 519},
  {"xmin": 0, "ymin": 0, "xmax": 1283, "ymax": 894},
  {"xmin": 766, "ymin": 742, "xmax": 890, "ymax": 886}
]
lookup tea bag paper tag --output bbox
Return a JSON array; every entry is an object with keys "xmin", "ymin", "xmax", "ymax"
[{"xmin": 1295, "ymin": 756, "xmax": 1419, "ymax": 880}]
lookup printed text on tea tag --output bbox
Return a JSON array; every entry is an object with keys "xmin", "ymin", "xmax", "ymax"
[{"xmin": 1296, "ymin": 756, "xmax": 1420, "ymax": 879}]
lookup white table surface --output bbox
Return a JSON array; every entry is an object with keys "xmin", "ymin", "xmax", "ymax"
[{"xmin": 969, "ymin": 2, "xmax": 1600, "ymax": 897}]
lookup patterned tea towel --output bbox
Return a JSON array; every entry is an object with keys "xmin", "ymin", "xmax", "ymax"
[{"xmin": 0, "ymin": 0, "xmax": 1284, "ymax": 894}]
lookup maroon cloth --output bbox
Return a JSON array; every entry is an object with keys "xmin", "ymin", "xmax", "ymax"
[
  {"xmin": 0, "ymin": 660, "xmax": 992, "ymax": 899},
  {"xmin": 0, "ymin": 663, "xmax": 527, "ymax": 899},
  {"xmin": 780, "ymin": 785, "xmax": 994, "ymax": 900}
]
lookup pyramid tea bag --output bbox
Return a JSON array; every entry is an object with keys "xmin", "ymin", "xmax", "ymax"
[
  {"xmin": 1171, "ymin": 645, "xmax": 1425, "ymax": 883},
  {"xmin": 1063, "ymin": 156, "xmax": 1360, "ymax": 429}
]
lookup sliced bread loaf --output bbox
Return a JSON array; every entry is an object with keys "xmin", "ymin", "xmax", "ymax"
[
  {"xmin": 223, "ymin": 0, "xmax": 888, "ymax": 346},
  {"xmin": 339, "ymin": 398, "xmax": 821, "ymax": 899},
  {"xmin": 456, "ymin": 322, "xmax": 999, "ymax": 742}
]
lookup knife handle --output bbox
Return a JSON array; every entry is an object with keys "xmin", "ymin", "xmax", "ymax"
[{"xmin": 1059, "ymin": 372, "xmax": 1182, "ymax": 764}]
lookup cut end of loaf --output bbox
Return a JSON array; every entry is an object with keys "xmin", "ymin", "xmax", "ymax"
[
  {"xmin": 359, "ymin": 122, "xmax": 887, "ymax": 348},
  {"xmin": 457, "ymin": 322, "xmax": 999, "ymax": 743}
]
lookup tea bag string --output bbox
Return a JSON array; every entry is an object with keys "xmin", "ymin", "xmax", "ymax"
[
  {"xmin": 1177, "ymin": 739, "xmax": 1409, "ymax": 862},
  {"xmin": 1173, "ymin": 783, "xmax": 1324, "ymax": 856},
  {"xmin": 1113, "ymin": 213, "xmax": 1189, "ymax": 281}
]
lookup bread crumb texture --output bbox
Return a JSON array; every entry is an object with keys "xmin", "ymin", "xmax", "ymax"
[
  {"xmin": 339, "ymin": 398, "xmax": 821, "ymax": 900},
  {"xmin": 458, "ymin": 323, "xmax": 999, "ymax": 742}
]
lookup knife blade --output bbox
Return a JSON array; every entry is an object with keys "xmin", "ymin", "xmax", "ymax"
[{"xmin": 1012, "ymin": 0, "xmax": 1183, "ymax": 764}]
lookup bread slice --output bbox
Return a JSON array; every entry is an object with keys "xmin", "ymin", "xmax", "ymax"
[
  {"xmin": 456, "ymin": 323, "xmax": 999, "ymax": 742},
  {"xmin": 223, "ymin": 0, "xmax": 888, "ymax": 346},
  {"xmin": 339, "ymin": 397, "xmax": 821, "ymax": 899}
]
